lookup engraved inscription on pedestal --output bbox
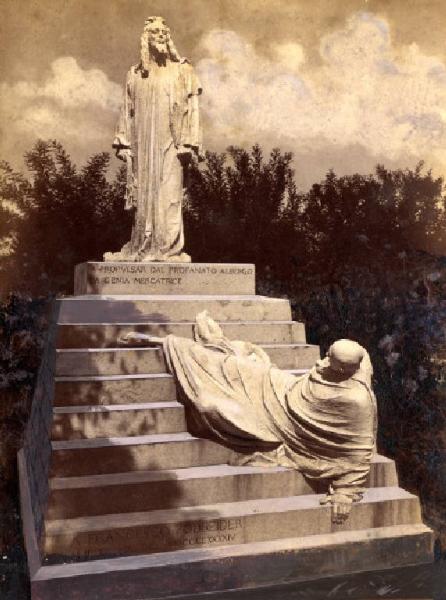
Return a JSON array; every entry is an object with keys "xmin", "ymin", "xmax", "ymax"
[
  {"xmin": 68, "ymin": 518, "xmax": 244, "ymax": 559},
  {"xmin": 182, "ymin": 517, "xmax": 243, "ymax": 547},
  {"xmin": 74, "ymin": 262, "xmax": 256, "ymax": 295}
]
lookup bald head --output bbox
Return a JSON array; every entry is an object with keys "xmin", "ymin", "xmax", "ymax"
[{"xmin": 328, "ymin": 339, "xmax": 364, "ymax": 376}]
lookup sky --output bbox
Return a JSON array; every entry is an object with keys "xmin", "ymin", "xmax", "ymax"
[{"xmin": 1, "ymin": 0, "xmax": 446, "ymax": 189}]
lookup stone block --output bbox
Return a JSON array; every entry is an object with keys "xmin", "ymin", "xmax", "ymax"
[
  {"xmin": 51, "ymin": 402, "xmax": 186, "ymax": 440},
  {"xmin": 54, "ymin": 344, "xmax": 320, "ymax": 377},
  {"xmin": 47, "ymin": 455, "xmax": 398, "ymax": 519},
  {"xmin": 55, "ymin": 320, "xmax": 307, "ymax": 349},
  {"xmin": 57, "ymin": 295, "xmax": 292, "ymax": 324},
  {"xmin": 50, "ymin": 433, "xmax": 236, "ymax": 477},
  {"xmin": 54, "ymin": 370, "xmax": 308, "ymax": 407},
  {"xmin": 74, "ymin": 263, "xmax": 256, "ymax": 296},
  {"xmin": 54, "ymin": 373, "xmax": 178, "ymax": 406}
]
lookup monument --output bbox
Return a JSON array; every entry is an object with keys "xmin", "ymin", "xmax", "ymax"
[
  {"xmin": 18, "ymin": 16, "xmax": 433, "ymax": 600},
  {"xmin": 104, "ymin": 15, "xmax": 203, "ymax": 263}
]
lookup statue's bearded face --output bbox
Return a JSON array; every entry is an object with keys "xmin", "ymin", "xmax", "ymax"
[{"xmin": 147, "ymin": 23, "xmax": 169, "ymax": 57}]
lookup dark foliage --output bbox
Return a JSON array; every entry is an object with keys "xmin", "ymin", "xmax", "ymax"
[
  {"xmin": 185, "ymin": 144, "xmax": 299, "ymax": 277},
  {"xmin": 186, "ymin": 149, "xmax": 446, "ymax": 283},
  {"xmin": 0, "ymin": 295, "xmax": 49, "ymax": 598},
  {"xmin": 0, "ymin": 292, "xmax": 48, "ymax": 493},
  {"xmin": 0, "ymin": 140, "xmax": 132, "ymax": 295}
]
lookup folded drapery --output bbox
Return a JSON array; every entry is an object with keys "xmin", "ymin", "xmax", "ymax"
[{"xmin": 163, "ymin": 311, "xmax": 377, "ymax": 501}]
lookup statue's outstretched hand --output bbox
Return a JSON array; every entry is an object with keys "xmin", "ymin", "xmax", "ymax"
[
  {"xmin": 320, "ymin": 491, "xmax": 353, "ymax": 524},
  {"xmin": 118, "ymin": 332, "xmax": 163, "ymax": 346}
]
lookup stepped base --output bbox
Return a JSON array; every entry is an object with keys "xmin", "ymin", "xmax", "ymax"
[
  {"xmin": 20, "ymin": 450, "xmax": 432, "ymax": 599},
  {"xmin": 20, "ymin": 270, "xmax": 435, "ymax": 599}
]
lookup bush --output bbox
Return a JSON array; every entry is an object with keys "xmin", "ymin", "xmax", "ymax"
[
  {"xmin": 0, "ymin": 294, "xmax": 49, "ymax": 598},
  {"xmin": 0, "ymin": 141, "xmax": 132, "ymax": 295}
]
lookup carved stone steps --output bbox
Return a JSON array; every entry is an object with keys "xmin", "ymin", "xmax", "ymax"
[
  {"xmin": 42, "ymin": 487, "xmax": 422, "ymax": 560},
  {"xmin": 54, "ymin": 368, "xmax": 309, "ymax": 407},
  {"xmin": 47, "ymin": 455, "xmax": 399, "ymax": 519},
  {"xmin": 54, "ymin": 372, "xmax": 177, "ymax": 407},
  {"xmin": 57, "ymin": 295, "xmax": 292, "ymax": 324},
  {"xmin": 31, "ymin": 524, "xmax": 434, "ymax": 599},
  {"xmin": 55, "ymin": 320, "xmax": 306, "ymax": 349},
  {"xmin": 51, "ymin": 402, "xmax": 186, "ymax": 441},
  {"xmin": 50, "ymin": 432, "xmax": 236, "ymax": 477},
  {"xmin": 20, "ymin": 263, "xmax": 435, "ymax": 599},
  {"xmin": 55, "ymin": 344, "xmax": 320, "ymax": 377}
]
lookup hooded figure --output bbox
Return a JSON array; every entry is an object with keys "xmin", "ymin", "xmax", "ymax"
[{"xmin": 120, "ymin": 312, "xmax": 377, "ymax": 523}]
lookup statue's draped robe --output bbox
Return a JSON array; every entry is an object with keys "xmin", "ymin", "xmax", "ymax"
[
  {"xmin": 163, "ymin": 315, "xmax": 377, "ymax": 498},
  {"xmin": 114, "ymin": 60, "xmax": 202, "ymax": 261}
]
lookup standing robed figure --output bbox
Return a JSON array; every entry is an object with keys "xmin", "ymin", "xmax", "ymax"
[{"xmin": 104, "ymin": 16, "xmax": 203, "ymax": 263}]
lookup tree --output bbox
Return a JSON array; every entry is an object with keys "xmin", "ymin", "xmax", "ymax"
[
  {"xmin": 1, "ymin": 140, "xmax": 132, "ymax": 295},
  {"xmin": 0, "ymin": 162, "xmax": 30, "ymax": 292},
  {"xmin": 185, "ymin": 144, "xmax": 302, "ymax": 280},
  {"xmin": 375, "ymin": 163, "xmax": 446, "ymax": 256}
]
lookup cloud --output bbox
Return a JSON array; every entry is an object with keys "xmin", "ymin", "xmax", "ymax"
[
  {"xmin": 2, "ymin": 13, "xmax": 446, "ymax": 188},
  {"xmin": 0, "ymin": 57, "xmax": 122, "ymax": 164},
  {"xmin": 273, "ymin": 43, "xmax": 306, "ymax": 73},
  {"xmin": 7, "ymin": 57, "xmax": 122, "ymax": 112},
  {"xmin": 196, "ymin": 12, "xmax": 446, "ymax": 183}
]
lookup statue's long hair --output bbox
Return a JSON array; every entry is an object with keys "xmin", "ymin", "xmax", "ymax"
[{"xmin": 138, "ymin": 16, "xmax": 181, "ymax": 76}]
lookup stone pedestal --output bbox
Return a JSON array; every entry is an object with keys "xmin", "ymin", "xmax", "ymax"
[{"xmin": 19, "ymin": 261, "xmax": 434, "ymax": 600}]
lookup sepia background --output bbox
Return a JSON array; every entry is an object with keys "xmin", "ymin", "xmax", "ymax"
[{"xmin": 1, "ymin": 1, "xmax": 446, "ymax": 599}]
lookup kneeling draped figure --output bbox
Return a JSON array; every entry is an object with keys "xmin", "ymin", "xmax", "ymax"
[{"xmin": 120, "ymin": 312, "xmax": 377, "ymax": 524}]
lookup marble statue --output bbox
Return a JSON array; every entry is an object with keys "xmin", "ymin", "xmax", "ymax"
[
  {"xmin": 104, "ymin": 16, "xmax": 203, "ymax": 263},
  {"xmin": 120, "ymin": 312, "xmax": 377, "ymax": 524}
]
